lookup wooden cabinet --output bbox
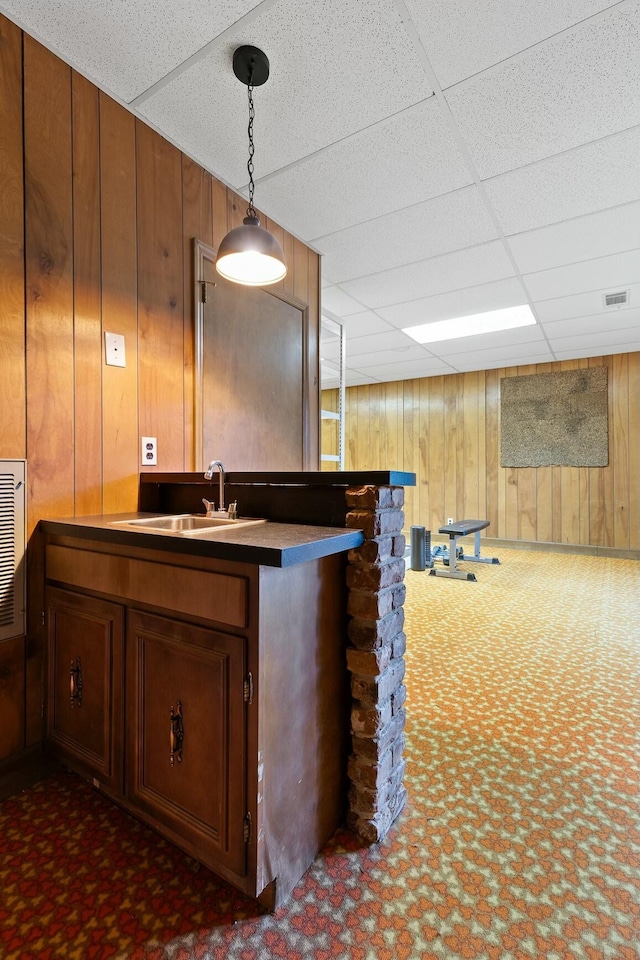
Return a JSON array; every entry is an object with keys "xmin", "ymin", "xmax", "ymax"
[
  {"xmin": 126, "ymin": 610, "xmax": 247, "ymax": 878},
  {"xmin": 46, "ymin": 587, "xmax": 124, "ymax": 793},
  {"xmin": 44, "ymin": 535, "xmax": 349, "ymax": 909}
]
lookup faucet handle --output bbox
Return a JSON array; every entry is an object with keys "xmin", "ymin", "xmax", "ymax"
[
  {"xmin": 228, "ymin": 501, "xmax": 238, "ymax": 520},
  {"xmin": 202, "ymin": 497, "xmax": 216, "ymax": 516}
]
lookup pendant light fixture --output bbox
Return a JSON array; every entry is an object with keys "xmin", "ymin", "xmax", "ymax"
[{"xmin": 215, "ymin": 45, "xmax": 287, "ymax": 286}]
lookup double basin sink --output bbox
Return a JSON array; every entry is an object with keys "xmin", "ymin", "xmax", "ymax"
[{"xmin": 110, "ymin": 514, "xmax": 267, "ymax": 537}]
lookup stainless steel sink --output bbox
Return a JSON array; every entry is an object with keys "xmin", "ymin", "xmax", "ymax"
[{"xmin": 109, "ymin": 514, "xmax": 266, "ymax": 535}]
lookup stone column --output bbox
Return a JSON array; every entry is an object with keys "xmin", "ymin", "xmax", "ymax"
[{"xmin": 345, "ymin": 485, "xmax": 407, "ymax": 843}]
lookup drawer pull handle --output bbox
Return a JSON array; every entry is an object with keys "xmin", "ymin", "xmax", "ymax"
[
  {"xmin": 70, "ymin": 657, "xmax": 83, "ymax": 708},
  {"xmin": 170, "ymin": 701, "xmax": 183, "ymax": 766}
]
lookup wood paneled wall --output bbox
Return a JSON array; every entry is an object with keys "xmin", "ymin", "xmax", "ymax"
[
  {"xmin": 324, "ymin": 353, "xmax": 640, "ymax": 551},
  {"xmin": 0, "ymin": 18, "xmax": 320, "ymax": 527},
  {"xmin": 0, "ymin": 17, "xmax": 320, "ymax": 754}
]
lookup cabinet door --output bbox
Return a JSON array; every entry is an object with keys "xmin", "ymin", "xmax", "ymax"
[
  {"xmin": 46, "ymin": 588, "xmax": 124, "ymax": 792},
  {"xmin": 126, "ymin": 610, "xmax": 246, "ymax": 877}
]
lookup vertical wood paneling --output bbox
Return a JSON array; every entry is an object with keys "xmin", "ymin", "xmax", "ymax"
[
  {"xmin": 628, "ymin": 352, "xmax": 640, "ymax": 548},
  {"xmin": 24, "ymin": 37, "xmax": 75, "ymax": 528},
  {"xmin": 402, "ymin": 380, "xmax": 416, "ymax": 526},
  {"xmin": 136, "ymin": 122, "xmax": 184, "ymax": 472},
  {"xmin": 485, "ymin": 370, "xmax": 500, "ymax": 536},
  {"xmin": 443, "ymin": 374, "xmax": 457, "ymax": 524},
  {"xmin": 0, "ymin": 15, "xmax": 25, "ymax": 459},
  {"xmin": 366, "ymin": 385, "xmax": 380, "ymax": 469},
  {"xmin": 427, "ymin": 376, "xmax": 445, "ymax": 532},
  {"xmin": 72, "ymin": 73, "xmax": 102, "ymax": 516},
  {"xmin": 462, "ymin": 372, "xmax": 479, "ymax": 520},
  {"xmin": 182, "ymin": 156, "xmax": 213, "ymax": 471},
  {"xmin": 24, "ymin": 37, "xmax": 74, "ymax": 748},
  {"xmin": 601, "ymin": 355, "xmax": 616, "ymax": 547},
  {"xmin": 342, "ymin": 354, "xmax": 639, "ymax": 551},
  {"xmin": 612, "ymin": 352, "xmax": 630, "ymax": 548},
  {"xmin": 211, "ymin": 178, "xmax": 229, "ymax": 251},
  {"xmin": 307, "ymin": 248, "xmax": 320, "ymax": 467},
  {"xmin": 100, "ymin": 94, "xmax": 138, "ymax": 514},
  {"xmin": 10, "ymin": 29, "xmax": 323, "ymax": 761}
]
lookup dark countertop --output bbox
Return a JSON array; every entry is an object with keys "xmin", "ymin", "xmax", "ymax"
[
  {"xmin": 40, "ymin": 514, "xmax": 364, "ymax": 568},
  {"xmin": 140, "ymin": 470, "xmax": 416, "ymax": 487}
]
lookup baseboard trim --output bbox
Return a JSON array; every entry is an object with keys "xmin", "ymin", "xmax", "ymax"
[
  {"xmin": 480, "ymin": 538, "xmax": 640, "ymax": 561},
  {"xmin": 406, "ymin": 532, "xmax": 640, "ymax": 562}
]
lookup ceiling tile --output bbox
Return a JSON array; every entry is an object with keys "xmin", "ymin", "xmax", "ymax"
[
  {"xmin": 317, "ymin": 186, "xmax": 499, "ymax": 284},
  {"xmin": 378, "ymin": 277, "xmax": 528, "ymax": 329},
  {"xmin": 1, "ymin": 0, "xmax": 262, "ymax": 102},
  {"xmin": 405, "ymin": 0, "xmax": 620, "ymax": 89},
  {"xmin": 321, "ymin": 285, "xmax": 367, "ymax": 318},
  {"xmin": 351, "ymin": 357, "xmax": 458, "ymax": 381},
  {"xmin": 508, "ymin": 200, "xmax": 640, "ymax": 274},
  {"xmin": 484, "ymin": 127, "xmax": 640, "ymax": 235},
  {"xmin": 534, "ymin": 283, "xmax": 640, "ymax": 322},
  {"xmin": 347, "ymin": 345, "xmax": 432, "ymax": 367},
  {"xmin": 139, "ymin": 0, "xmax": 432, "ymax": 186},
  {"xmin": 341, "ymin": 312, "xmax": 395, "ymax": 338},
  {"xmin": 546, "ymin": 328, "xmax": 640, "ymax": 353},
  {"xmin": 344, "ymin": 329, "xmax": 423, "ymax": 355},
  {"xmin": 445, "ymin": 3, "xmax": 640, "ymax": 179},
  {"xmin": 553, "ymin": 340, "xmax": 640, "ymax": 361},
  {"xmin": 339, "ymin": 241, "xmax": 515, "ymax": 309},
  {"xmin": 448, "ymin": 351, "xmax": 556, "ymax": 372},
  {"xmin": 432, "ymin": 324, "xmax": 547, "ymax": 359},
  {"xmin": 255, "ymin": 98, "xmax": 472, "ymax": 240},
  {"xmin": 345, "ymin": 372, "xmax": 381, "ymax": 386},
  {"xmin": 524, "ymin": 249, "xmax": 640, "ymax": 301},
  {"xmin": 540, "ymin": 307, "xmax": 640, "ymax": 339}
]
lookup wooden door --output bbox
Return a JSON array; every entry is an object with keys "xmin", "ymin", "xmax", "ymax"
[
  {"xmin": 126, "ymin": 610, "xmax": 247, "ymax": 877},
  {"xmin": 46, "ymin": 588, "xmax": 124, "ymax": 792},
  {"xmin": 195, "ymin": 240, "xmax": 310, "ymax": 472}
]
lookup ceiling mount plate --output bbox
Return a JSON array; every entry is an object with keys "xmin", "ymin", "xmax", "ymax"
[{"xmin": 233, "ymin": 45, "xmax": 270, "ymax": 87}]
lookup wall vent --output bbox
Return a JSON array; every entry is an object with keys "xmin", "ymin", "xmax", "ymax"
[
  {"xmin": 603, "ymin": 289, "xmax": 630, "ymax": 309},
  {"xmin": 0, "ymin": 461, "xmax": 26, "ymax": 642}
]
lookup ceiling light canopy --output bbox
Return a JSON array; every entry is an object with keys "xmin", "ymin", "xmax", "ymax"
[
  {"xmin": 215, "ymin": 46, "xmax": 287, "ymax": 287},
  {"xmin": 403, "ymin": 304, "xmax": 536, "ymax": 344}
]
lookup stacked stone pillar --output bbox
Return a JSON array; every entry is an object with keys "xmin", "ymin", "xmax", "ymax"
[{"xmin": 345, "ymin": 484, "xmax": 407, "ymax": 843}]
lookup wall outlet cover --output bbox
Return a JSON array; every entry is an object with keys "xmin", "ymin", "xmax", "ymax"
[{"xmin": 141, "ymin": 437, "xmax": 157, "ymax": 466}]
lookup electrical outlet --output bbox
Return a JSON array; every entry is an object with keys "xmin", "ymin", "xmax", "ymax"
[
  {"xmin": 447, "ymin": 517, "xmax": 454, "ymax": 526},
  {"xmin": 141, "ymin": 437, "xmax": 157, "ymax": 466}
]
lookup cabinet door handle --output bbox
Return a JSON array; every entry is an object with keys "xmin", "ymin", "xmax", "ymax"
[
  {"xmin": 170, "ymin": 701, "xmax": 184, "ymax": 766},
  {"xmin": 69, "ymin": 657, "xmax": 83, "ymax": 708}
]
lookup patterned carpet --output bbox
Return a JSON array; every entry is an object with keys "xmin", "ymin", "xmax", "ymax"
[{"xmin": 1, "ymin": 549, "xmax": 639, "ymax": 959}]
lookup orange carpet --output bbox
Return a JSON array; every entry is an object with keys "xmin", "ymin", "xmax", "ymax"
[{"xmin": 1, "ymin": 548, "xmax": 639, "ymax": 959}]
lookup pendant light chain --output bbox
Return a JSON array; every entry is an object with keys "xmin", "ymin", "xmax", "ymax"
[{"xmin": 246, "ymin": 81, "xmax": 257, "ymax": 219}]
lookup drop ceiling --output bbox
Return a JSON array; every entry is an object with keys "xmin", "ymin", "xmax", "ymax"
[{"xmin": 3, "ymin": 0, "xmax": 639, "ymax": 387}]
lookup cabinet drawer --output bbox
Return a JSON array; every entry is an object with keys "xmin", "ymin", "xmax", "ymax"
[{"xmin": 46, "ymin": 545, "xmax": 248, "ymax": 628}]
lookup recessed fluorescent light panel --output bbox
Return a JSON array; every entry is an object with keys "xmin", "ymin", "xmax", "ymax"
[{"xmin": 403, "ymin": 305, "xmax": 536, "ymax": 344}]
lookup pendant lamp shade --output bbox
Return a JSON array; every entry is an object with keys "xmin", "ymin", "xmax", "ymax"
[
  {"xmin": 215, "ymin": 46, "xmax": 287, "ymax": 286},
  {"xmin": 215, "ymin": 216, "xmax": 287, "ymax": 286}
]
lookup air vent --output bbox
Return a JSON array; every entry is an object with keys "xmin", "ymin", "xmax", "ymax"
[
  {"xmin": 603, "ymin": 289, "xmax": 630, "ymax": 309},
  {"xmin": 0, "ymin": 461, "xmax": 26, "ymax": 641}
]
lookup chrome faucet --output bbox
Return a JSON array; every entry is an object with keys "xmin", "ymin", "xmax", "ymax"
[{"xmin": 204, "ymin": 460, "xmax": 225, "ymax": 512}]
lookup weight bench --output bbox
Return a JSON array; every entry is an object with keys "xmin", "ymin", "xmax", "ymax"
[{"xmin": 429, "ymin": 519, "xmax": 500, "ymax": 582}]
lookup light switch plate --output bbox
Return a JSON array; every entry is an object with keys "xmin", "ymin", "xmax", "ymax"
[{"xmin": 105, "ymin": 332, "xmax": 126, "ymax": 367}]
